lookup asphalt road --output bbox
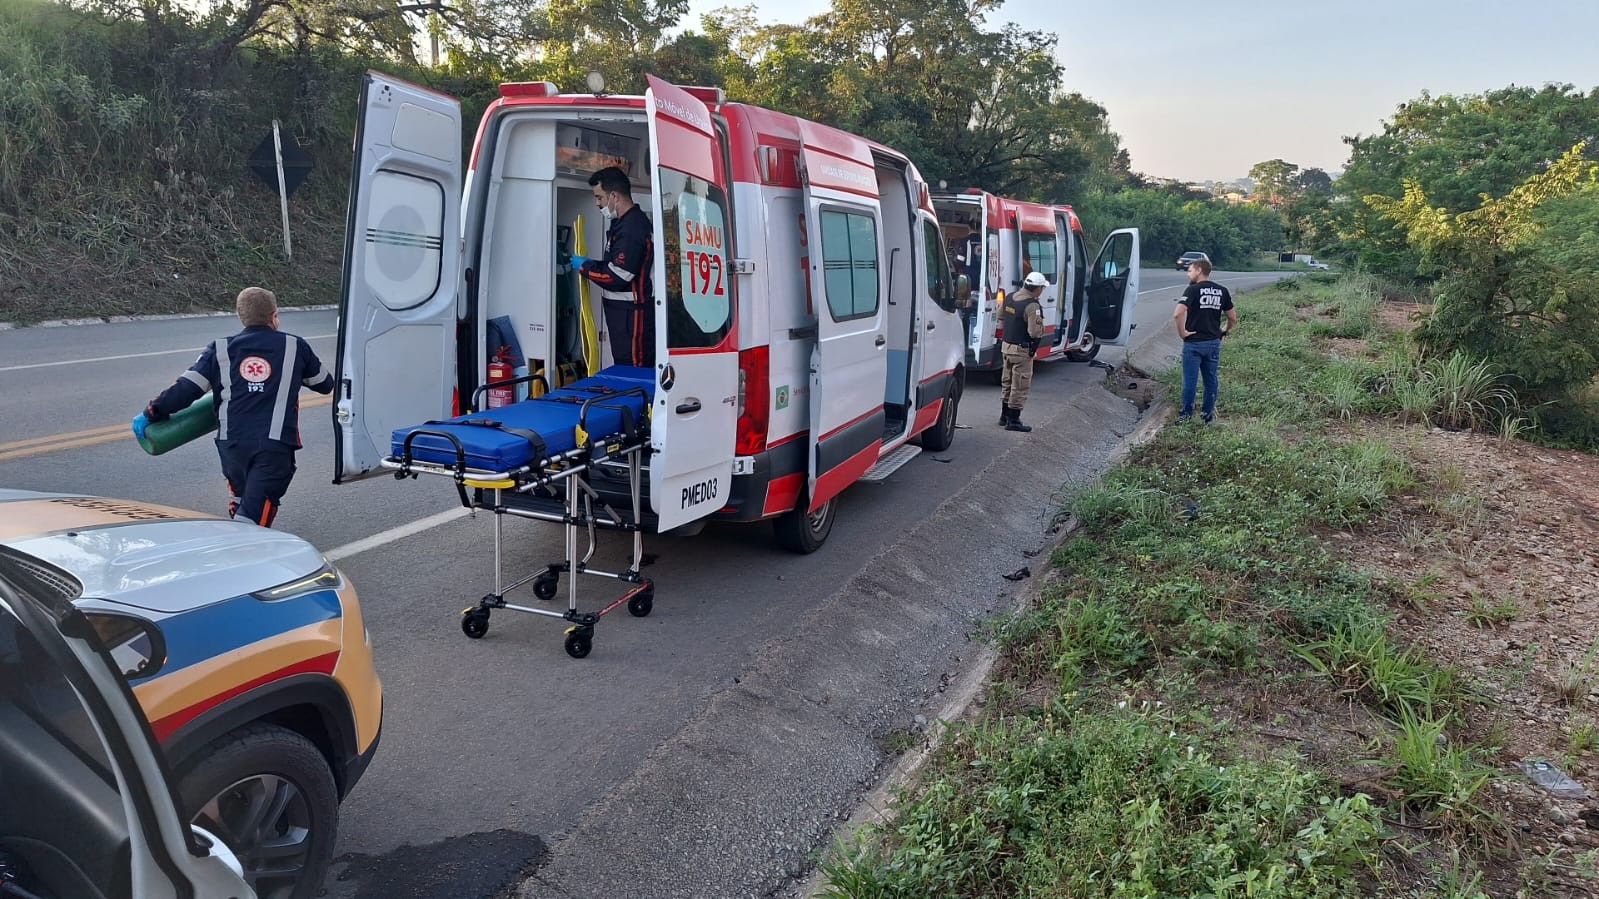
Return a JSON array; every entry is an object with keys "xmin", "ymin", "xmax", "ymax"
[{"xmin": 0, "ymin": 267, "xmax": 1290, "ymax": 898}]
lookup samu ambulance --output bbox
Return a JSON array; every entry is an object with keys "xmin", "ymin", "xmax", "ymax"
[
  {"xmin": 933, "ymin": 188, "xmax": 1140, "ymax": 376},
  {"xmin": 334, "ymin": 72, "xmax": 974, "ymax": 552}
]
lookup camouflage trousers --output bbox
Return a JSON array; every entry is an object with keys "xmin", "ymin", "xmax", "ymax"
[{"xmin": 1001, "ymin": 342, "xmax": 1035, "ymax": 409}]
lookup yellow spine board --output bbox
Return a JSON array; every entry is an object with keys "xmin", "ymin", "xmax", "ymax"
[{"xmin": 575, "ymin": 214, "xmax": 601, "ymax": 379}]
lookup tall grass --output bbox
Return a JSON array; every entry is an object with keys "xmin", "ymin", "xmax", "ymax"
[{"xmin": 1379, "ymin": 353, "xmax": 1518, "ymax": 432}]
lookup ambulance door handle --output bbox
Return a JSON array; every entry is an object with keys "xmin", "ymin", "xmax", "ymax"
[
  {"xmin": 926, "ymin": 321, "xmax": 936, "ymax": 330},
  {"xmin": 676, "ymin": 400, "xmax": 702, "ymax": 414},
  {"xmin": 874, "ymin": 335, "xmax": 887, "ymax": 348}
]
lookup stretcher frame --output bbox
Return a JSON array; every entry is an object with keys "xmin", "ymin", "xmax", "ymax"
[{"xmin": 382, "ymin": 376, "xmax": 655, "ymax": 659}]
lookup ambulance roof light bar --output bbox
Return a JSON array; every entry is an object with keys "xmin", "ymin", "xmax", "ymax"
[
  {"xmin": 500, "ymin": 81, "xmax": 559, "ymax": 98},
  {"xmin": 679, "ymin": 86, "xmax": 726, "ymax": 106}
]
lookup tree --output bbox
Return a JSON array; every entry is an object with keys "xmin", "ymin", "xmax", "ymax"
[
  {"xmin": 1247, "ymin": 158, "xmax": 1300, "ymax": 206},
  {"xmin": 1297, "ymin": 167, "xmax": 1333, "ymax": 193},
  {"xmin": 1369, "ymin": 143, "xmax": 1599, "ymax": 404},
  {"xmin": 1337, "ymin": 84, "xmax": 1599, "ymax": 274},
  {"xmin": 705, "ymin": 0, "xmax": 1127, "ymax": 201}
]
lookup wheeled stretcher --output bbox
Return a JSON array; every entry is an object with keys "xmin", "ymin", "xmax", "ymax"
[{"xmin": 385, "ymin": 366, "xmax": 656, "ymax": 659}]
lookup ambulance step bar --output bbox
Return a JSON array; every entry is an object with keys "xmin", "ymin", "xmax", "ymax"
[{"xmin": 860, "ymin": 444, "xmax": 922, "ymax": 483}]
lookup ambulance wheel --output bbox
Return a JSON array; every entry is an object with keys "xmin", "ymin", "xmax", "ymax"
[
  {"xmin": 1066, "ymin": 333, "xmax": 1100, "ymax": 362},
  {"xmin": 564, "ymin": 627, "xmax": 593, "ymax": 659},
  {"xmin": 917, "ymin": 379, "xmax": 961, "ymax": 452},
  {"xmin": 627, "ymin": 589, "xmax": 654, "ymax": 618},
  {"xmin": 461, "ymin": 610, "xmax": 490, "ymax": 639},
  {"xmin": 774, "ymin": 492, "xmax": 835, "ymax": 554},
  {"xmin": 533, "ymin": 573, "xmax": 559, "ymax": 601}
]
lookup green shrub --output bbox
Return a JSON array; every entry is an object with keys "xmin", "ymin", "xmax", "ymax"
[{"xmin": 822, "ymin": 705, "xmax": 1385, "ymax": 898}]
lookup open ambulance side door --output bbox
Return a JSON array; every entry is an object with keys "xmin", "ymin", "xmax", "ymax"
[
  {"xmin": 645, "ymin": 76, "xmax": 739, "ymax": 531},
  {"xmin": 800, "ymin": 126, "xmax": 888, "ymax": 511},
  {"xmin": 1085, "ymin": 227, "xmax": 1141, "ymax": 346},
  {"xmin": 334, "ymin": 71, "xmax": 463, "ymax": 483}
]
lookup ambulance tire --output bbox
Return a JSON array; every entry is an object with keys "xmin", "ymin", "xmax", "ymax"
[
  {"xmin": 916, "ymin": 379, "xmax": 961, "ymax": 452},
  {"xmin": 1066, "ymin": 333, "xmax": 1100, "ymax": 362},
  {"xmin": 774, "ymin": 491, "xmax": 835, "ymax": 554}
]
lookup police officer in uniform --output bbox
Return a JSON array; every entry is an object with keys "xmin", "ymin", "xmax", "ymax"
[
  {"xmin": 135, "ymin": 287, "xmax": 334, "ymax": 527},
  {"xmin": 998, "ymin": 271, "xmax": 1048, "ymax": 432},
  {"xmin": 570, "ymin": 166, "xmax": 655, "ymax": 368}
]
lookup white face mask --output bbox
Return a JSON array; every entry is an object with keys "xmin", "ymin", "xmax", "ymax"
[{"xmin": 599, "ymin": 195, "xmax": 618, "ymax": 220}]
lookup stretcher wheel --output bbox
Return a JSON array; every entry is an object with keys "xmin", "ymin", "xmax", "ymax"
[
  {"xmin": 461, "ymin": 610, "xmax": 490, "ymax": 639},
  {"xmin": 533, "ymin": 573, "xmax": 559, "ymax": 601},
  {"xmin": 627, "ymin": 589, "xmax": 653, "ymax": 618},
  {"xmin": 564, "ymin": 626, "xmax": 593, "ymax": 659}
]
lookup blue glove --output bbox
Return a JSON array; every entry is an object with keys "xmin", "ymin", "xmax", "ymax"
[
  {"xmin": 570, "ymin": 254, "xmax": 590, "ymax": 269},
  {"xmin": 132, "ymin": 412, "xmax": 150, "ymax": 441}
]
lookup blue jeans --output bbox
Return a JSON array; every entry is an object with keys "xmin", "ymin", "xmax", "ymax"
[{"xmin": 1180, "ymin": 339, "xmax": 1222, "ymax": 420}]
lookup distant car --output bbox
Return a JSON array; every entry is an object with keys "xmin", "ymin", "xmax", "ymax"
[
  {"xmin": 1176, "ymin": 251, "xmax": 1209, "ymax": 271},
  {"xmin": 0, "ymin": 490, "xmax": 383, "ymax": 899},
  {"xmin": 1306, "ymin": 258, "xmax": 1331, "ymax": 270}
]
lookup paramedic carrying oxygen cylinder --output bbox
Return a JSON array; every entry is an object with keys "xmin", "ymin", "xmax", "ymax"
[
  {"xmin": 998, "ymin": 271, "xmax": 1048, "ymax": 432},
  {"xmin": 570, "ymin": 166, "xmax": 656, "ymax": 367}
]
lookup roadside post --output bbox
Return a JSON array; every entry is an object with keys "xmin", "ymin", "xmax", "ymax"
[{"xmin": 247, "ymin": 124, "xmax": 316, "ymax": 263}]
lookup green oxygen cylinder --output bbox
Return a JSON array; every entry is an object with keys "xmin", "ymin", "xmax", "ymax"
[{"xmin": 135, "ymin": 393, "xmax": 219, "ymax": 456}]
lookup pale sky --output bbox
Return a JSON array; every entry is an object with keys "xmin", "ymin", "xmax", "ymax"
[{"xmin": 681, "ymin": 0, "xmax": 1599, "ymax": 183}]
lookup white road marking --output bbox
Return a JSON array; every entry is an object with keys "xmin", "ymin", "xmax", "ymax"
[
  {"xmin": 324, "ymin": 506, "xmax": 473, "ymax": 562},
  {"xmin": 0, "ymin": 333, "xmax": 336, "ymax": 372}
]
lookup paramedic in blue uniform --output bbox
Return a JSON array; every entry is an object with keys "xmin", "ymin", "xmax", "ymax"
[
  {"xmin": 134, "ymin": 287, "xmax": 334, "ymax": 528},
  {"xmin": 570, "ymin": 166, "xmax": 655, "ymax": 367}
]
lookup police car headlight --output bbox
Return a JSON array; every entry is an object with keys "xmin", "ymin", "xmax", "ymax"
[{"xmin": 253, "ymin": 563, "xmax": 342, "ymax": 602}]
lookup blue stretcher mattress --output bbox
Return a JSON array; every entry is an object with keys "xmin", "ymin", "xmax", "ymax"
[{"xmin": 391, "ymin": 366, "xmax": 654, "ymax": 471}]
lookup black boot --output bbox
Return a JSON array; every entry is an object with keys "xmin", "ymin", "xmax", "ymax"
[
  {"xmin": 998, "ymin": 405, "xmax": 1012, "ymax": 427},
  {"xmin": 1006, "ymin": 408, "xmax": 1032, "ymax": 432}
]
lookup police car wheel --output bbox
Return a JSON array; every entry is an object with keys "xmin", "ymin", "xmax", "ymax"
[{"xmin": 180, "ymin": 724, "xmax": 339, "ymax": 899}]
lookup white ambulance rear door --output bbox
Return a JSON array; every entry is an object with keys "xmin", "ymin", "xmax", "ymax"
[
  {"xmin": 972, "ymin": 200, "xmax": 996, "ymax": 360},
  {"xmin": 1086, "ymin": 228, "xmax": 1142, "ymax": 346},
  {"xmin": 1054, "ymin": 212, "xmax": 1073, "ymax": 337},
  {"xmin": 799, "ymin": 125, "xmax": 888, "ymax": 510},
  {"xmin": 644, "ymin": 76, "xmax": 739, "ymax": 530},
  {"xmin": 334, "ymin": 71, "xmax": 464, "ymax": 483}
]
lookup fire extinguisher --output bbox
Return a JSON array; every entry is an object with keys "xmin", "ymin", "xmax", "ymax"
[{"xmin": 486, "ymin": 351, "xmax": 514, "ymax": 409}]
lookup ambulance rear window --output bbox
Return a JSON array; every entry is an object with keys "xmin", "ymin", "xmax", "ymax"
[{"xmin": 659, "ymin": 168, "xmax": 733, "ymax": 348}]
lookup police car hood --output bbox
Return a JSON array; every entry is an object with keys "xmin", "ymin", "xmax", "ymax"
[{"xmin": 0, "ymin": 490, "xmax": 326, "ymax": 615}]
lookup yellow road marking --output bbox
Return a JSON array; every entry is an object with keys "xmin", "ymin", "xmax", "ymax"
[
  {"xmin": 0, "ymin": 423, "xmax": 130, "ymax": 453},
  {"xmin": 0, "ymin": 395, "xmax": 333, "ymax": 464}
]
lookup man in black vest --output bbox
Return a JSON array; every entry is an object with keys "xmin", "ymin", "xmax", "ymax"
[{"xmin": 998, "ymin": 271, "xmax": 1047, "ymax": 432}]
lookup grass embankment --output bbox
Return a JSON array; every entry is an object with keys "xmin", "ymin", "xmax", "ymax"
[{"xmin": 820, "ymin": 273, "xmax": 1598, "ymax": 897}]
